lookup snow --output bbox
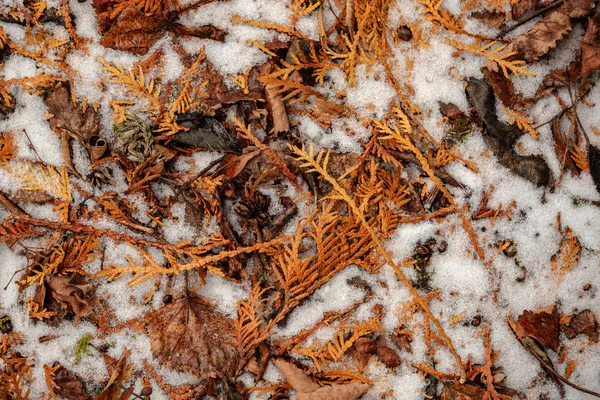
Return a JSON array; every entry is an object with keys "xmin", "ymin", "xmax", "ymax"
[{"xmin": 1, "ymin": 0, "xmax": 600, "ymax": 399}]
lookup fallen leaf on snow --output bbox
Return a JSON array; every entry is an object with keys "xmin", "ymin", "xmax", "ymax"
[
  {"xmin": 561, "ymin": 309, "xmax": 599, "ymax": 342},
  {"xmin": 147, "ymin": 295, "xmax": 239, "ymax": 378},
  {"xmin": 274, "ymin": 359, "xmax": 370, "ymax": 400},
  {"xmin": 514, "ymin": 304, "xmax": 560, "ymax": 352}
]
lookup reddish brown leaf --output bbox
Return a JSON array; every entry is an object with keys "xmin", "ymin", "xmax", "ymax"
[
  {"xmin": 439, "ymin": 102, "xmax": 467, "ymax": 120},
  {"xmin": 96, "ymin": 349, "xmax": 134, "ymax": 400},
  {"xmin": 581, "ymin": 17, "xmax": 600, "ymax": 77},
  {"xmin": 349, "ymin": 337, "xmax": 376, "ymax": 368},
  {"xmin": 147, "ymin": 295, "xmax": 239, "ymax": 378},
  {"xmin": 514, "ymin": 304, "xmax": 560, "ymax": 352},
  {"xmin": 512, "ymin": 0, "xmax": 539, "ymax": 20},
  {"xmin": 274, "ymin": 359, "xmax": 370, "ymax": 400},
  {"xmin": 441, "ymin": 382, "xmax": 487, "ymax": 400},
  {"xmin": 47, "ymin": 276, "xmax": 98, "ymax": 321},
  {"xmin": 53, "ymin": 364, "xmax": 91, "ymax": 400},
  {"xmin": 562, "ymin": 310, "xmax": 598, "ymax": 342},
  {"xmin": 391, "ymin": 325, "xmax": 412, "ymax": 353},
  {"xmin": 471, "ymin": 10, "xmax": 506, "ymax": 29},
  {"xmin": 373, "ymin": 335, "xmax": 401, "ymax": 368},
  {"xmin": 98, "ymin": 6, "xmax": 164, "ymax": 55}
]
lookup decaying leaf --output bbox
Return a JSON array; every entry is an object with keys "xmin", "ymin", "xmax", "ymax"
[
  {"xmin": 147, "ymin": 295, "xmax": 239, "ymax": 378},
  {"xmin": 466, "ymin": 78, "xmax": 551, "ymax": 186},
  {"xmin": 274, "ymin": 359, "xmax": 370, "ymax": 400},
  {"xmin": 440, "ymin": 382, "xmax": 487, "ymax": 400},
  {"xmin": 52, "ymin": 364, "xmax": 90, "ymax": 400},
  {"xmin": 562, "ymin": 310, "xmax": 599, "ymax": 342},
  {"xmin": 514, "ymin": 304, "xmax": 560, "ymax": 352},
  {"xmin": 96, "ymin": 349, "xmax": 134, "ymax": 400},
  {"xmin": 509, "ymin": 0, "xmax": 598, "ymax": 62},
  {"xmin": 172, "ymin": 112, "xmax": 240, "ymax": 153},
  {"xmin": 44, "ymin": 85, "xmax": 100, "ymax": 143},
  {"xmin": 33, "ymin": 275, "xmax": 98, "ymax": 323}
]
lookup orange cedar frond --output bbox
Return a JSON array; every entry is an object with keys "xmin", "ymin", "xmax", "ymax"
[
  {"xmin": 28, "ymin": 300, "xmax": 58, "ymax": 320},
  {"xmin": 98, "ymin": 57, "xmax": 161, "ymax": 113},
  {"xmin": 235, "ymin": 284, "xmax": 272, "ymax": 369},
  {"xmin": 231, "ymin": 15, "xmax": 308, "ymax": 39},
  {"xmin": 43, "ymin": 364, "xmax": 60, "ymax": 400},
  {"xmin": 503, "ymin": 106, "xmax": 539, "ymax": 139},
  {"xmin": 291, "ymin": 142, "xmax": 466, "ymax": 376},
  {"xmin": 551, "ymin": 225, "xmax": 581, "ymax": 282},
  {"xmin": 571, "ymin": 142, "xmax": 590, "ymax": 172},
  {"xmin": 448, "ymin": 40, "xmax": 534, "ymax": 79},
  {"xmin": 0, "ymin": 132, "xmax": 17, "ymax": 162}
]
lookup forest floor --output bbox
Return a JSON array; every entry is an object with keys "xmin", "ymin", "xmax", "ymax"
[{"xmin": 1, "ymin": 0, "xmax": 600, "ymax": 399}]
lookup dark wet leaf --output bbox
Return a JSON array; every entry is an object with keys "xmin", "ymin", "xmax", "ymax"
[
  {"xmin": 440, "ymin": 382, "xmax": 486, "ymax": 400},
  {"xmin": 173, "ymin": 113, "xmax": 240, "ymax": 153},
  {"xmin": 590, "ymin": 145, "xmax": 600, "ymax": 193},
  {"xmin": 466, "ymin": 78, "xmax": 551, "ymax": 186},
  {"xmin": 53, "ymin": 364, "xmax": 91, "ymax": 400}
]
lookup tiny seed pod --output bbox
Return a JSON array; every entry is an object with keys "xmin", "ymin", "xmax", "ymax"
[{"xmin": 397, "ymin": 26, "xmax": 413, "ymax": 41}]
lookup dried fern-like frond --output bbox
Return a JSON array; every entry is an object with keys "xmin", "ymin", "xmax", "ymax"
[
  {"xmin": 291, "ymin": 0, "xmax": 321, "ymax": 20},
  {"xmin": 95, "ymin": 236, "xmax": 288, "ymax": 286},
  {"xmin": 571, "ymin": 142, "xmax": 590, "ymax": 172},
  {"xmin": 7, "ymin": 161, "xmax": 72, "ymax": 203},
  {"xmin": 417, "ymin": 0, "xmax": 464, "ymax": 34},
  {"xmin": 503, "ymin": 106, "xmax": 539, "ymax": 139},
  {"xmin": 0, "ymin": 219, "xmax": 42, "ymax": 243},
  {"xmin": 291, "ymin": 142, "xmax": 466, "ymax": 376},
  {"xmin": 294, "ymin": 315, "xmax": 384, "ymax": 371},
  {"xmin": 552, "ymin": 225, "xmax": 581, "ymax": 282},
  {"xmin": 98, "ymin": 57, "xmax": 161, "ymax": 113},
  {"xmin": 448, "ymin": 39, "xmax": 534, "ymax": 78},
  {"xmin": 43, "ymin": 363, "xmax": 60, "ymax": 400},
  {"xmin": 0, "ymin": 26, "xmax": 7, "ymax": 48},
  {"xmin": 236, "ymin": 284, "xmax": 271, "ymax": 369},
  {"xmin": 231, "ymin": 15, "xmax": 308, "ymax": 39},
  {"xmin": 28, "ymin": 300, "xmax": 58, "ymax": 320}
]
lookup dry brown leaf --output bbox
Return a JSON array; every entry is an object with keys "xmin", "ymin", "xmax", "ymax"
[
  {"xmin": 274, "ymin": 359, "xmax": 370, "ymax": 400},
  {"xmin": 581, "ymin": 17, "xmax": 600, "ymax": 77},
  {"xmin": 98, "ymin": 6, "xmax": 164, "ymax": 55},
  {"xmin": 561, "ymin": 310, "xmax": 599, "ymax": 342},
  {"xmin": 47, "ymin": 276, "xmax": 97, "ymax": 320},
  {"xmin": 147, "ymin": 295, "xmax": 239, "ymax": 378},
  {"xmin": 95, "ymin": 349, "xmax": 133, "ymax": 400},
  {"xmin": 512, "ymin": 0, "xmax": 539, "ymax": 20},
  {"xmin": 514, "ymin": 304, "xmax": 560, "ymax": 352},
  {"xmin": 509, "ymin": 0, "xmax": 597, "ymax": 63},
  {"xmin": 440, "ymin": 382, "xmax": 487, "ymax": 400},
  {"xmin": 265, "ymin": 81, "xmax": 290, "ymax": 134},
  {"xmin": 45, "ymin": 86, "xmax": 100, "ymax": 143},
  {"xmin": 53, "ymin": 364, "xmax": 91, "ymax": 400}
]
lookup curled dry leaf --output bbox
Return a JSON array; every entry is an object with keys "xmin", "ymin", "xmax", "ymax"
[
  {"xmin": 509, "ymin": 0, "xmax": 598, "ymax": 62},
  {"xmin": 561, "ymin": 310, "xmax": 599, "ymax": 342},
  {"xmin": 97, "ymin": 6, "xmax": 164, "ymax": 55},
  {"xmin": 465, "ymin": 78, "xmax": 551, "ymax": 186},
  {"xmin": 95, "ymin": 349, "xmax": 134, "ymax": 400},
  {"xmin": 45, "ymin": 86, "xmax": 100, "ymax": 143},
  {"xmin": 514, "ymin": 304, "xmax": 560, "ymax": 352},
  {"xmin": 147, "ymin": 295, "xmax": 239, "ymax": 378},
  {"xmin": 274, "ymin": 359, "xmax": 370, "ymax": 400},
  {"xmin": 33, "ymin": 275, "xmax": 98, "ymax": 323}
]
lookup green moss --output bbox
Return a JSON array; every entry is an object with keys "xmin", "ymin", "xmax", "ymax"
[{"xmin": 74, "ymin": 334, "xmax": 92, "ymax": 362}]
